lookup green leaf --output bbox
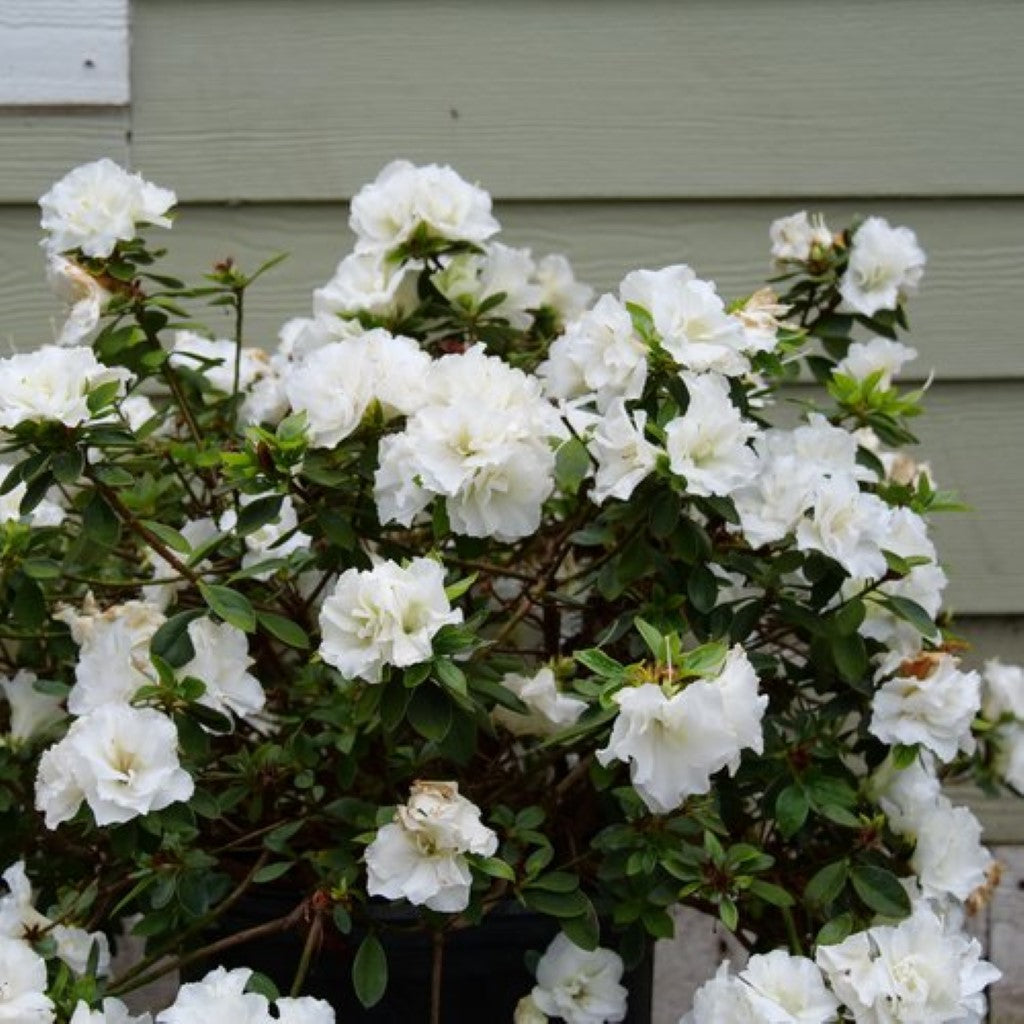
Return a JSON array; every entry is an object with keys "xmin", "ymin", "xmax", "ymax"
[
  {"xmin": 775, "ymin": 785, "xmax": 810, "ymax": 838},
  {"xmin": 245, "ymin": 972, "xmax": 280, "ymax": 1000},
  {"xmin": 86, "ymin": 379, "xmax": 124, "ymax": 415},
  {"xmin": 82, "ymin": 490, "xmax": 121, "ymax": 548},
  {"xmin": 574, "ymin": 648, "xmax": 626, "ymax": 680},
  {"xmin": 200, "ymin": 584, "xmax": 256, "ymax": 632},
  {"xmin": 555, "ymin": 436, "xmax": 591, "ymax": 496},
  {"xmin": 256, "ymin": 610, "xmax": 310, "ymax": 649},
  {"xmin": 529, "ymin": 872, "xmax": 578, "ymax": 893},
  {"xmin": 521, "ymin": 887, "xmax": 589, "ymax": 918},
  {"xmin": 634, "ymin": 618, "xmax": 667, "ymax": 660},
  {"xmin": 140, "ymin": 520, "xmax": 192, "ymax": 554},
  {"xmin": 718, "ymin": 896, "xmax": 738, "ymax": 931},
  {"xmin": 253, "ymin": 862, "xmax": 293, "ymax": 884},
  {"xmin": 407, "ymin": 684, "xmax": 453, "ymax": 742},
  {"xmin": 746, "ymin": 880, "xmax": 795, "ymax": 908},
  {"xmin": 235, "ymin": 495, "xmax": 284, "ymax": 537},
  {"xmin": 687, "ymin": 563, "xmax": 719, "ymax": 614},
  {"xmin": 816, "ymin": 912, "xmax": 854, "ymax": 946},
  {"xmin": 831, "ymin": 633, "xmax": 868, "ymax": 685},
  {"xmin": 51, "ymin": 448, "xmax": 85, "ymax": 485},
  {"xmin": 21, "ymin": 558, "xmax": 61, "ymax": 580},
  {"xmin": 879, "ymin": 595, "xmax": 938, "ymax": 638},
  {"xmin": 804, "ymin": 860, "xmax": 848, "ymax": 907},
  {"xmin": 560, "ymin": 901, "xmax": 601, "ymax": 952},
  {"xmin": 891, "ymin": 744, "xmax": 919, "ymax": 770},
  {"xmin": 849, "ymin": 864, "xmax": 911, "ymax": 919},
  {"xmin": 475, "ymin": 857, "xmax": 516, "ymax": 882},
  {"xmin": 352, "ymin": 933, "xmax": 388, "ymax": 1009},
  {"xmin": 150, "ymin": 609, "xmax": 205, "ymax": 667}
]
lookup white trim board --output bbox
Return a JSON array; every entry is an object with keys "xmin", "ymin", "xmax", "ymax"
[{"xmin": 0, "ymin": 0, "xmax": 129, "ymax": 106}]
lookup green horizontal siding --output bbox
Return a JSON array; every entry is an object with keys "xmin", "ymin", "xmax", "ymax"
[{"xmin": 128, "ymin": 0, "xmax": 1024, "ymax": 202}]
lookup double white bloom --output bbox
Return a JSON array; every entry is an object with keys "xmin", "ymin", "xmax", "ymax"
[
  {"xmin": 318, "ymin": 557, "xmax": 461, "ymax": 683},
  {"xmin": 157, "ymin": 966, "xmax": 333, "ymax": 1024},
  {"xmin": 0, "ymin": 933, "xmax": 54, "ymax": 1022},
  {"xmin": 816, "ymin": 900, "xmax": 999, "ymax": 1023},
  {"xmin": 39, "ymin": 158, "xmax": 176, "ymax": 258},
  {"xmin": 529, "ymin": 933, "xmax": 628, "ymax": 1024},
  {"xmin": 0, "ymin": 346, "xmax": 131, "ymax": 431},
  {"xmin": 597, "ymin": 646, "xmax": 766, "ymax": 813},
  {"xmin": 840, "ymin": 216, "xmax": 926, "ymax": 317},
  {"xmin": 35, "ymin": 704, "xmax": 193, "ymax": 828},
  {"xmin": 682, "ymin": 950, "xmax": 839, "ymax": 1024},
  {"xmin": 365, "ymin": 781, "xmax": 497, "ymax": 912},
  {"xmin": 349, "ymin": 159, "xmax": 499, "ymax": 255}
]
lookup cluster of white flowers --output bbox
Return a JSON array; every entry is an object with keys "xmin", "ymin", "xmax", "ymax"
[
  {"xmin": 157, "ymin": 966, "xmax": 333, "ymax": 1024},
  {"xmin": 0, "ymin": 346, "xmax": 131, "ymax": 432},
  {"xmin": 816, "ymin": 898, "xmax": 999, "ymax": 1022},
  {"xmin": 597, "ymin": 646, "xmax": 766, "ymax": 813},
  {"xmin": 682, "ymin": 949, "xmax": 839, "ymax": 1023},
  {"xmin": 364, "ymin": 781, "xmax": 497, "ymax": 912},
  {"xmin": 769, "ymin": 211, "xmax": 926, "ymax": 319},
  {"xmin": 1, "ymin": 860, "xmax": 110, "ymax": 976},
  {"xmin": 318, "ymin": 557, "xmax": 460, "ymax": 683},
  {"xmin": 375, "ymin": 345, "xmax": 561, "ymax": 541}
]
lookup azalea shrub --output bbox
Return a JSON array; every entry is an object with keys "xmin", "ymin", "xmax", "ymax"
[{"xmin": 0, "ymin": 156, "xmax": 1018, "ymax": 1024}]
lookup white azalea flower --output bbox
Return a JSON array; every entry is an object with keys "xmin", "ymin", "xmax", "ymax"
[
  {"xmin": 365, "ymin": 781, "xmax": 497, "ymax": 912},
  {"xmin": 539, "ymin": 294, "xmax": 648, "ymax": 411},
  {"xmin": 769, "ymin": 212, "xmax": 832, "ymax": 263},
  {"xmin": 273, "ymin": 998, "xmax": 335, "ymax": 1024},
  {"xmin": 680, "ymin": 962, "xmax": 755, "ymax": 1024},
  {"xmin": 179, "ymin": 619, "xmax": 265, "ymax": 723},
  {"xmin": 375, "ymin": 347, "xmax": 557, "ymax": 541},
  {"xmin": 514, "ymin": 995, "xmax": 549, "ymax": 1023},
  {"xmin": 0, "ymin": 670, "xmax": 65, "ymax": 743},
  {"xmin": 70, "ymin": 999, "xmax": 152, "ymax": 1024},
  {"xmin": 493, "ymin": 667, "xmax": 587, "ymax": 737},
  {"xmin": 0, "ymin": 862, "xmax": 110, "ymax": 977},
  {"xmin": 0, "ymin": 934, "xmax": 54, "ymax": 1023},
  {"xmin": 349, "ymin": 160, "xmax": 499, "ymax": 255},
  {"xmin": 284, "ymin": 331, "xmax": 430, "ymax": 448},
  {"xmin": 816, "ymin": 901, "xmax": 999, "ymax": 1023},
  {"xmin": 313, "ymin": 250, "xmax": 414, "ymax": 320},
  {"xmin": 0, "ymin": 346, "xmax": 131, "ymax": 430},
  {"xmin": 534, "ymin": 253, "xmax": 594, "ymax": 324},
  {"xmin": 835, "ymin": 336, "xmax": 919, "ymax": 389},
  {"xmin": 870, "ymin": 653, "xmax": 980, "ymax": 763},
  {"xmin": 433, "ymin": 243, "xmax": 543, "ymax": 330},
  {"xmin": 587, "ymin": 400, "xmax": 659, "ymax": 504},
  {"xmin": 840, "ymin": 216, "xmax": 926, "ymax": 317},
  {"xmin": 663, "ymin": 372, "xmax": 758, "ymax": 498},
  {"xmin": 869, "ymin": 750, "xmax": 943, "ymax": 835},
  {"xmin": 619, "ymin": 265, "xmax": 749, "ymax": 375},
  {"xmin": 319, "ymin": 558, "xmax": 461, "ymax": 683},
  {"xmin": 156, "ymin": 966, "xmax": 272, "ymax": 1024},
  {"xmin": 57, "ymin": 597, "xmax": 165, "ymax": 716},
  {"xmin": 911, "ymin": 799, "xmax": 993, "ymax": 902},
  {"xmin": 46, "ymin": 255, "xmax": 113, "ymax": 346},
  {"xmin": 795, "ymin": 476, "xmax": 891, "ymax": 580},
  {"xmin": 982, "ymin": 658, "xmax": 1024, "ymax": 720},
  {"xmin": 35, "ymin": 705, "xmax": 193, "ymax": 828},
  {"xmin": 738, "ymin": 949, "xmax": 840, "ymax": 1024},
  {"xmin": 597, "ymin": 647, "xmax": 766, "ymax": 813},
  {"xmin": 39, "ymin": 158, "xmax": 175, "ymax": 258},
  {"xmin": 531, "ymin": 933, "xmax": 627, "ymax": 1024}
]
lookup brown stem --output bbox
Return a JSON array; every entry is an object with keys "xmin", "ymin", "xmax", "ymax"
[
  {"xmin": 88, "ymin": 474, "xmax": 200, "ymax": 585},
  {"xmin": 109, "ymin": 897, "xmax": 305, "ymax": 997}
]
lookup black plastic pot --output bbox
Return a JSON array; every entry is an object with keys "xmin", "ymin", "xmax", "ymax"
[{"xmin": 186, "ymin": 895, "xmax": 653, "ymax": 1022}]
